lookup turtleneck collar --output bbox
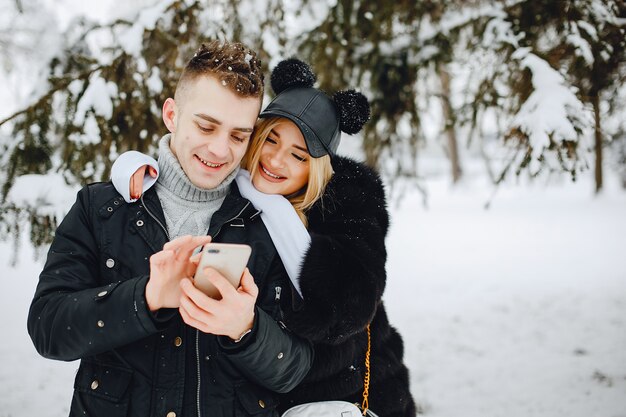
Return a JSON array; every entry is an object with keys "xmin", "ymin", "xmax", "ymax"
[{"xmin": 156, "ymin": 134, "xmax": 239, "ymax": 202}]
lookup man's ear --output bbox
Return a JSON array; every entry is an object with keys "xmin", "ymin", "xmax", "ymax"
[{"xmin": 162, "ymin": 98, "xmax": 177, "ymax": 133}]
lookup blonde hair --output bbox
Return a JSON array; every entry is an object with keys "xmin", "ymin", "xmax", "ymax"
[{"xmin": 242, "ymin": 117, "xmax": 334, "ymax": 227}]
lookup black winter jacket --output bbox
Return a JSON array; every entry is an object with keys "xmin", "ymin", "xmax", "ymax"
[
  {"xmin": 27, "ymin": 182, "xmax": 313, "ymax": 417},
  {"xmin": 278, "ymin": 156, "xmax": 416, "ymax": 417}
]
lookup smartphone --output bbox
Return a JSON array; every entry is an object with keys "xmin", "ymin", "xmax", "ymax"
[{"xmin": 193, "ymin": 243, "xmax": 252, "ymax": 299}]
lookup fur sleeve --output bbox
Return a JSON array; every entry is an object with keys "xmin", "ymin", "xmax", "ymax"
[{"xmin": 284, "ymin": 157, "xmax": 389, "ymax": 345}]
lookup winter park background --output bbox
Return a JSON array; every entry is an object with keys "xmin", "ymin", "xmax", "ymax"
[{"xmin": 1, "ymin": 1, "xmax": 625, "ymax": 416}]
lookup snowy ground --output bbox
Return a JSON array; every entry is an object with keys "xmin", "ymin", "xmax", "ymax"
[{"xmin": 1, "ymin": 173, "xmax": 625, "ymax": 417}]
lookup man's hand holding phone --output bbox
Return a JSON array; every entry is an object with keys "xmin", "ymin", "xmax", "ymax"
[
  {"xmin": 145, "ymin": 235, "xmax": 212, "ymax": 312},
  {"xmin": 179, "ymin": 267, "xmax": 258, "ymax": 340}
]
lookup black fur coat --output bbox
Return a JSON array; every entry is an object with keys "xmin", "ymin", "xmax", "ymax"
[{"xmin": 278, "ymin": 156, "xmax": 416, "ymax": 417}]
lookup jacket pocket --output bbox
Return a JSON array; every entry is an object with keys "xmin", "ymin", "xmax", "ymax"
[
  {"xmin": 71, "ymin": 360, "xmax": 133, "ymax": 416},
  {"xmin": 235, "ymin": 382, "xmax": 279, "ymax": 417}
]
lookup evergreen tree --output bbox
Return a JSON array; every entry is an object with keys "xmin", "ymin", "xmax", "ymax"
[
  {"xmin": 558, "ymin": 0, "xmax": 626, "ymax": 192},
  {"xmin": 0, "ymin": 0, "xmax": 259, "ymax": 250},
  {"xmin": 1, "ymin": 0, "xmax": 624, "ymax": 251}
]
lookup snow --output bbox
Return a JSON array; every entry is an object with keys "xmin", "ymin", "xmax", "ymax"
[
  {"xmin": 1, "ymin": 0, "xmax": 625, "ymax": 415},
  {"xmin": 73, "ymin": 72, "xmax": 118, "ymax": 127},
  {"xmin": 418, "ymin": 2, "xmax": 514, "ymax": 45},
  {"xmin": 385, "ymin": 173, "xmax": 626, "ymax": 417},
  {"xmin": 510, "ymin": 49, "xmax": 593, "ymax": 173},
  {"xmin": 147, "ymin": 67, "xmax": 164, "ymax": 95},
  {"xmin": 576, "ymin": 20, "xmax": 599, "ymax": 42},
  {"xmin": 0, "ymin": 0, "xmax": 64, "ymax": 118},
  {"xmin": 117, "ymin": 0, "xmax": 174, "ymax": 57},
  {"xmin": 2, "ymin": 170, "xmax": 625, "ymax": 417},
  {"xmin": 69, "ymin": 114, "xmax": 101, "ymax": 145},
  {"xmin": 482, "ymin": 17, "xmax": 521, "ymax": 48},
  {"xmin": 567, "ymin": 23, "xmax": 594, "ymax": 66},
  {"xmin": 41, "ymin": 0, "xmax": 113, "ymax": 28},
  {"xmin": 283, "ymin": 0, "xmax": 335, "ymax": 41},
  {"xmin": 5, "ymin": 173, "xmax": 80, "ymax": 220}
]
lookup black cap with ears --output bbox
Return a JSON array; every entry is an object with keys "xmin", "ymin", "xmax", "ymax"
[{"xmin": 260, "ymin": 59, "xmax": 370, "ymax": 158}]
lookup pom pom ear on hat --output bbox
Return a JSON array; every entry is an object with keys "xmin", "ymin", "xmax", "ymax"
[
  {"xmin": 270, "ymin": 58, "xmax": 317, "ymax": 94},
  {"xmin": 333, "ymin": 90, "xmax": 371, "ymax": 134}
]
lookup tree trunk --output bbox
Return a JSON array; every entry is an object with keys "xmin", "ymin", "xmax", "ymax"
[
  {"xmin": 591, "ymin": 93, "xmax": 603, "ymax": 193},
  {"xmin": 438, "ymin": 63, "xmax": 462, "ymax": 183}
]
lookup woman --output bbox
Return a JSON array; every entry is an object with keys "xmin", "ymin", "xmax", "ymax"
[{"xmin": 113, "ymin": 59, "xmax": 416, "ymax": 417}]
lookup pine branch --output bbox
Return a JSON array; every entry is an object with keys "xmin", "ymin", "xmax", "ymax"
[{"xmin": 0, "ymin": 63, "xmax": 109, "ymax": 127}]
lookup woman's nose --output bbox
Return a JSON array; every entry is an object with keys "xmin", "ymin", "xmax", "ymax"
[{"xmin": 268, "ymin": 149, "xmax": 287, "ymax": 168}]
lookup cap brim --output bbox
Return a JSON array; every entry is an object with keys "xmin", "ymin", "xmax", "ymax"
[{"xmin": 259, "ymin": 109, "xmax": 329, "ymax": 158}]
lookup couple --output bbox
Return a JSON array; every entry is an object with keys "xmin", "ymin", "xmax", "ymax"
[{"xmin": 27, "ymin": 40, "xmax": 416, "ymax": 417}]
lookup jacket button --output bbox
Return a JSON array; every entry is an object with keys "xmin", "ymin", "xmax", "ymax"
[
  {"xmin": 90, "ymin": 380, "xmax": 99, "ymax": 390},
  {"xmin": 277, "ymin": 352, "xmax": 284, "ymax": 359},
  {"xmin": 174, "ymin": 337, "xmax": 182, "ymax": 347},
  {"xmin": 105, "ymin": 258, "xmax": 115, "ymax": 268},
  {"xmin": 166, "ymin": 412, "xmax": 176, "ymax": 417},
  {"xmin": 258, "ymin": 400, "xmax": 265, "ymax": 408},
  {"xmin": 97, "ymin": 320, "xmax": 105, "ymax": 328},
  {"xmin": 136, "ymin": 220, "xmax": 144, "ymax": 227},
  {"xmin": 97, "ymin": 291, "xmax": 108, "ymax": 297}
]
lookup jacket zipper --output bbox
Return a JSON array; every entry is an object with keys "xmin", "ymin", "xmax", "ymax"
[
  {"xmin": 194, "ymin": 200, "xmax": 252, "ymax": 417},
  {"xmin": 140, "ymin": 194, "xmax": 170, "ymax": 240},
  {"xmin": 274, "ymin": 286, "xmax": 286, "ymax": 324},
  {"xmin": 196, "ymin": 330, "xmax": 201, "ymax": 417},
  {"xmin": 142, "ymin": 197, "xmax": 255, "ymax": 417}
]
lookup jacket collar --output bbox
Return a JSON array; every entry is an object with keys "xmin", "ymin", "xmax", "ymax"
[
  {"xmin": 207, "ymin": 181, "xmax": 261, "ymax": 238},
  {"xmin": 139, "ymin": 181, "xmax": 260, "ymax": 238}
]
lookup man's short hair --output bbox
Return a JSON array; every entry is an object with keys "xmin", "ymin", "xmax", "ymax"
[{"xmin": 176, "ymin": 40, "xmax": 264, "ymax": 101}]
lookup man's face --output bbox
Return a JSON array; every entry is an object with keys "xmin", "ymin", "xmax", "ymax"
[{"xmin": 164, "ymin": 75, "xmax": 261, "ymax": 190}]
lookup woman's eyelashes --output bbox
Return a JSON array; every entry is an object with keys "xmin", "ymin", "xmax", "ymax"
[{"xmin": 266, "ymin": 136, "xmax": 308, "ymax": 162}]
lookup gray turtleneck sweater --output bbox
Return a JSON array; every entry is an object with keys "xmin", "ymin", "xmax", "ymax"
[{"xmin": 154, "ymin": 135, "xmax": 238, "ymax": 239}]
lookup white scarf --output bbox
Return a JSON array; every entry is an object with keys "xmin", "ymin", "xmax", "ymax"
[{"xmin": 235, "ymin": 170, "xmax": 309, "ymax": 298}]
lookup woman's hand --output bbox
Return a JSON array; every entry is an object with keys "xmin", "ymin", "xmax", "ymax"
[{"xmin": 130, "ymin": 165, "xmax": 158, "ymax": 200}]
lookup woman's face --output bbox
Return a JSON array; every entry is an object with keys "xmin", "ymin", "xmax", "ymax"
[{"xmin": 251, "ymin": 120, "xmax": 310, "ymax": 196}]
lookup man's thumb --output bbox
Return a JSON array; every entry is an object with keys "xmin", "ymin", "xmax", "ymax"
[{"xmin": 239, "ymin": 268, "xmax": 258, "ymax": 297}]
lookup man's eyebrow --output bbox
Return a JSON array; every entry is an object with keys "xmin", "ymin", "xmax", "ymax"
[{"xmin": 194, "ymin": 113, "xmax": 254, "ymax": 133}]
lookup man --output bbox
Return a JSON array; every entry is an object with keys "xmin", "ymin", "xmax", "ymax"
[{"xmin": 27, "ymin": 41, "xmax": 313, "ymax": 417}]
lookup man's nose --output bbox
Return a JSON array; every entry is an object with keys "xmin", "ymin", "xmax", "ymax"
[{"xmin": 208, "ymin": 133, "xmax": 230, "ymax": 160}]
